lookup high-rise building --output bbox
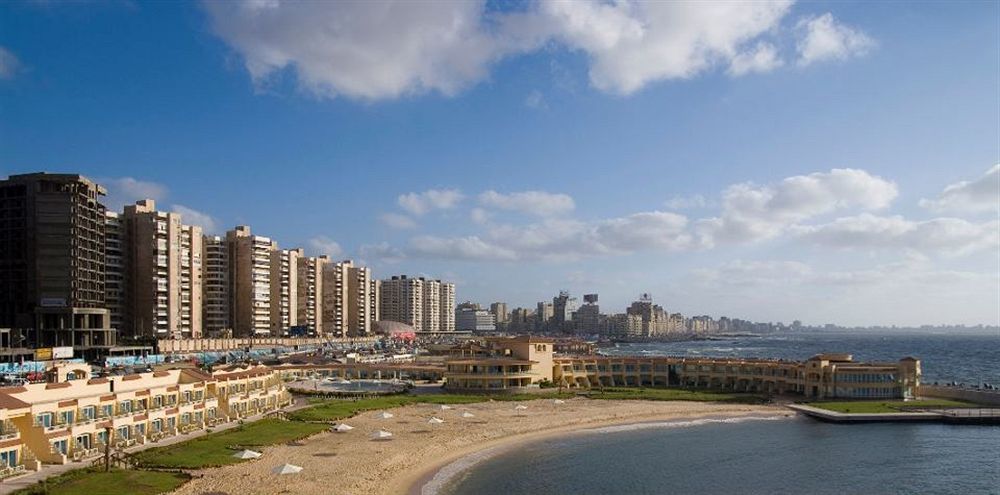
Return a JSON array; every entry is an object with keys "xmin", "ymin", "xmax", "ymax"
[
  {"xmin": 0, "ymin": 173, "xmax": 115, "ymax": 352},
  {"xmin": 226, "ymin": 226, "xmax": 274, "ymax": 337},
  {"xmin": 104, "ymin": 212, "xmax": 126, "ymax": 334},
  {"xmin": 456, "ymin": 304, "xmax": 495, "ymax": 332},
  {"xmin": 507, "ymin": 307, "xmax": 534, "ymax": 332},
  {"xmin": 202, "ymin": 235, "xmax": 230, "ymax": 336},
  {"xmin": 422, "ymin": 279, "xmax": 441, "ymax": 333},
  {"xmin": 627, "ymin": 293, "xmax": 670, "ymax": 337},
  {"xmin": 121, "ymin": 200, "xmax": 203, "ymax": 340},
  {"xmin": 574, "ymin": 294, "xmax": 602, "ymax": 334},
  {"xmin": 321, "ymin": 260, "xmax": 375, "ymax": 337},
  {"xmin": 346, "ymin": 262, "xmax": 376, "ymax": 336},
  {"xmin": 439, "ymin": 281, "xmax": 455, "ymax": 332},
  {"xmin": 490, "ymin": 302, "xmax": 509, "ymax": 325},
  {"xmin": 553, "ymin": 290, "xmax": 577, "ymax": 326},
  {"xmin": 269, "ymin": 247, "xmax": 299, "ymax": 335},
  {"xmin": 296, "ymin": 255, "xmax": 327, "ymax": 335},
  {"xmin": 536, "ymin": 302, "xmax": 554, "ymax": 330},
  {"xmin": 379, "ymin": 275, "xmax": 424, "ymax": 331}
]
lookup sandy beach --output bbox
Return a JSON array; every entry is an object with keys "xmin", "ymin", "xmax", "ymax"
[{"xmin": 172, "ymin": 399, "xmax": 790, "ymax": 495}]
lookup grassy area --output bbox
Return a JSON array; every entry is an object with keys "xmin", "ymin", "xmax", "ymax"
[
  {"xmin": 13, "ymin": 468, "xmax": 188, "ymax": 495},
  {"xmin": 288, "ymin": 392, "xmax": 574, "ymax": 422},
  {"xmin": 134, "ymin": 419, "xmax": 327, "ymax": 469},
  {"xmin": 587, "ymin": 387, "xmax": 766, "ymax": 404},
  {"xmin": 808, "ymin": 399, "xmax": 975, "ymax": 414}
]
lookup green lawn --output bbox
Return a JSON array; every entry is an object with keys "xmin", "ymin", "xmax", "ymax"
[
  {"xmin": 586, "ymin": 387, "xmax": 765, "ymax": 403},
  {"xmin": 288, "ymin": 392, "xmax": 574, "ymax": 422},
  {"xmin": 13, "ymin": 468, "xmax": 188, "ymax": 495},
  {"xmin": 134, "ymin": 419, "xmax": 327, "ymax": 469},
  {"xmin": 808, "ymin": 399, "xmax": 974, "ymax": 414}
]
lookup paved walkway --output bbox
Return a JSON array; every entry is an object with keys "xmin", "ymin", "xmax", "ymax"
[{"xmin": 0, "ymin": 398, "xmax": 312, "ymax": 494}]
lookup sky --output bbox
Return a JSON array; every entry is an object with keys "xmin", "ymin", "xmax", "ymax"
[{"xmin": 0, "ymin": 0, "xmax": 997, "ymax": 327}]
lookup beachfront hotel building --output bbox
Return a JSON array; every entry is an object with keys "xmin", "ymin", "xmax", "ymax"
[
  {"xmin": 443, "ymin": 339, "xmax": 920, "ymax": 399},
  {"xmin": 0, "ymin": 363, "xmax": 290, "ymax": 477},
  {"xmin": 444, "ymin": 336, "xmax": 554, "ymax": 391}
]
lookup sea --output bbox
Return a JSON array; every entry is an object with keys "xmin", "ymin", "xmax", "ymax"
[{"xmin": 434, "ymin": 330, "xmax": 1000, "ymax": 495}]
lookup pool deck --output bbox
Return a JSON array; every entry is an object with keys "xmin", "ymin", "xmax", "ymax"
[{"xmin": 787, "ymin": 404, "xmax": 1000, "ymax": 424}]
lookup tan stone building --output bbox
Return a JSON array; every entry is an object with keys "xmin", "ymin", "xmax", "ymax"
[
  {"xmin": 380, "ymin": 275, "xmax": 424, "ymax": 331},
  {"xmin": 121, "ymin": 200, "xmax": 203, "ymax": 340},
  {"xmin": 201, "ymin": 235, "xmax": 230, "ymax": 337},
  {"xmin": 269, "ymin": 247, "xmax": 299, "ymax": 335},
  {"xmin": 296, "ymin": 255, "xmax": 327, "ymax": 334},
  {"xmin": 225, "ymin": 226, "xmax": 274, "ymax": 337}
]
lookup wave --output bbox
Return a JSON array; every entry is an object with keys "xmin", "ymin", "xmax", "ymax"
[{"xmin": 585, "ymin": 414, "xmax": 787, "ymax": 434}]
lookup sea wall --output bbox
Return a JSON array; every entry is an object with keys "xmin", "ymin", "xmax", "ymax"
[{"xmin": 918, "ymin": 385, "xmax": 1000, "ymax": 405}]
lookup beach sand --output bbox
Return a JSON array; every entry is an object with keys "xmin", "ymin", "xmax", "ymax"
[{"xmin": 172, "ymin": 399, "xmax": 789, "ymax": 495}]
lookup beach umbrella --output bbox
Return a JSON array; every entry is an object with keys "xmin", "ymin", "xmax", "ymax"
[
  {"xmin": 232, "ymin": 449, "xmax": 262, "ymax": 459},
  {"xmin": 272, "ymin": 463, "xmax": 303, "ymax": 475},
  {"xmin": 332, "ymin": 423, "xmax": 354, "ymax": 432},
  {"xmin": 428, "ymin": 417, "xmax": 445, "ymax": 424},
  {"xmin": 371, "ymin": 430, "xmax": 394, "ymax": 441},
  {"xmin": 515, "ymin": 405, "xmax": 528, "ymax": 411},
  {"xmin": 553, "ymin": 399, "xmax": 566, "ymax": 405},
  {"xmin": 374, "ymin": 411, "xmax": 394, "ymax": 419},
  {"xmin": 461, "ymin": 411, "xmax": 475, "ymax": 418},
  {"xmin": 439, "ymin": 405, "xmax": 453, "ymax": 410}
]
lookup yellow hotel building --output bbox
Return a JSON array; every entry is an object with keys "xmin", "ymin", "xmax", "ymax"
[
  {"xmin": 0, "ymin": 363, "xmax": 290, "ymax": 479},
  {"xmin": 444, "ymin": 337, "xmax": 920, "ymax": 401}
]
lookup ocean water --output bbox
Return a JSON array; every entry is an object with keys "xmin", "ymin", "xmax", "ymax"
[
  {"xmin": 602, "ymin": 331, "xmax": 1000, "ymax": 386},
  {"xmin": 439, "ymin": 417, "xmax": 1000, "ymax": 495}
]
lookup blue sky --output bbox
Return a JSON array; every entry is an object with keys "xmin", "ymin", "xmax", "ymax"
[{"xmin": 1, "ymin": 0, "xmax": 997, "ymax": 326}]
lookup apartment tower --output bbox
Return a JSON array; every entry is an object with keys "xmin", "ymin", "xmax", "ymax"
[
  {"xmin": 226, "ymin": 226, "xmax": 274, "ymax": 337},
  {"xmin": 121, "ymin": 200, "xmax": 203, "ymax": 340},
  {"xmin": 201, "ymin": 235, "xmax": 230, "ymax": 336},
  {"xmin": 296, "ymin": 255, "xmax": 327, "ymax": 334},
  {"xmin": 0, "ymin": 173, "xmax": 115, "ymax": 352},
  {"xmin": 269, "ymin": 247, "xmax": 299, "ymax": 335}
]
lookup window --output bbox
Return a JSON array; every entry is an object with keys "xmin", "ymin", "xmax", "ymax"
[
  {"xmin": 34, "ymin": 413, "xmax": 53, "ymax": 428},
  {"xmin": 100, "ymin": 405, "xmax": 113, "ymax": 417},
  {"xmin": 96, "ymin": 430, "xmax": 108, "ymax": 445},
  {"xmin": 59, "ymin": 410, "xmax": 74, "ymax": 425},
  {"xmin": 80, "ymin": 406, "xmax": 95, "ymax": 421},
  {"xmin": 119, "ymin": 401, "xmax": 131, "ymax": 414},
  {"xmin": 0, "ymin": 449, "xmax": 17, "ymax": 468},
  {"xmin": 51, "ymin": 439, "xmax": 68, "ymax": 455}
]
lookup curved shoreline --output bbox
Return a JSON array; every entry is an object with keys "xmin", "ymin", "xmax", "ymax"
[
  {"xmin": 400, "ymin": 409, "xmax": 794, "ymax": 495},
  {"xmin": 173, "ymin": 399, "xmax": 793, "ymax": 495}
]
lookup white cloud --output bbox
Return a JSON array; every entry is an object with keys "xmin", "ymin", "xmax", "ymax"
[
  {"xmin": 796, "ymin": 13, "xmax": 874, "ymax": 66},
  {"xmin": 204, "ymin": 1, "xmax": 875, "ymax": 101},
  {"xmin": 0, "ymin": 46, "xmax": 20, "ymax": 79},
  {"xmin": 470, "ymin": 208, "xmax": 490, "ymax": 225},
  {"xmin": 727, "ymin": 42, "xmax": 783, "ymax": 76},
  {"xmin": 919, "ymin": 165, "xmax": 1000, "ymax": 214},
  {"xmin": 664, "ymin": 194, "xmax": 709, "ymax": 210},
  {"xmin": 379, "ymin": 212, "xmax": 418, "ymax": 230},
  {"xmin": 794, "ymin": 213, "xmax": 999, "ymax": 256},
  {"xmin": 397, "ymin": 189, "xmax": 464, "ymax": 216},
  {"xmin": 697, "ymin": 168, "xmax": 898, "ymax": 245},
  {"xmin": 359, "ymin": 242, "xmax": 406, "ymax": 264},
  {"xmin": 308, "ymin": 235, "xmax": 344, "ymax": 258},
  {"xmin": 171, "ymin": 204, "xmax": 220, "ymax": 234},
  {"xmin": 524, "ymin": 89, "xmax": 546, "ymax": 109},
  {"xmin": 202, "ymin": 1, "xmax": 539, "ymax": 100},
  {"xmin": 409, "ymin": 211, "xmax": 692, "ymax": 262},
  {"xmin": 409, "ymin": 235, "xmax": 518, "ymax": 261},
  {"xmin": 478, "ymin": 190, "xmax": 575, "ymax": 217},
  {"xmin": 539, "ymin": 1, "xmax": 793, "ymax": 94},
  {"xmin": 99, "ymin": 177, "xmax": 169, "ymax": 211}
]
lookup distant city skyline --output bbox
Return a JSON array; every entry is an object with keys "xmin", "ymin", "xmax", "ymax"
[{"xmin": 1, "ymin": 1, "xmax": 997, "ymax": 326}]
